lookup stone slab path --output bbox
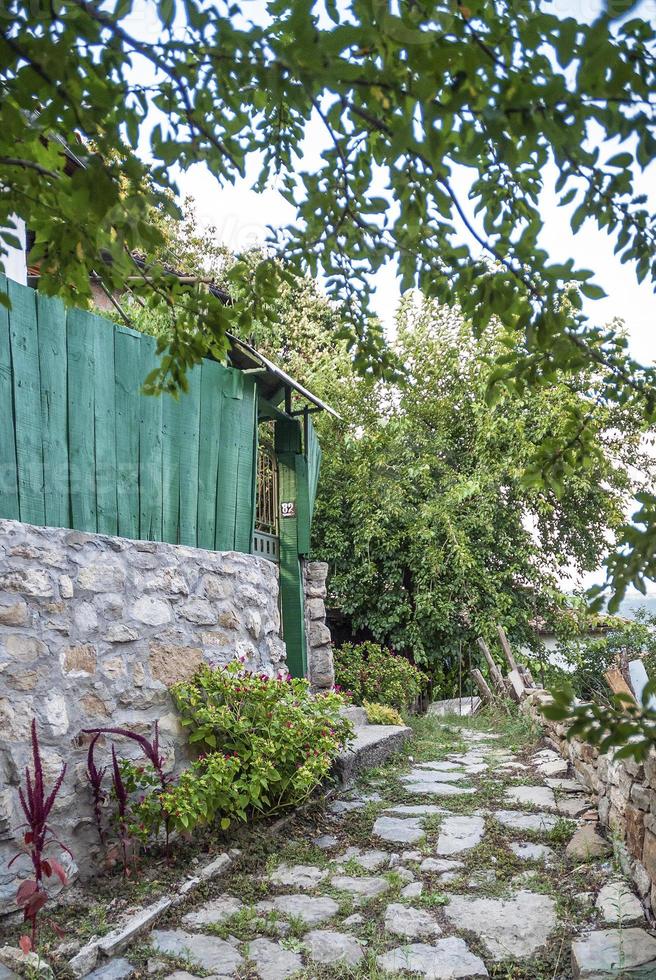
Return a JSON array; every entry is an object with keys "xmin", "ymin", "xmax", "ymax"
[{"xmin": 101, "ymin": 721, "xmax": 656, "ymax": 978}]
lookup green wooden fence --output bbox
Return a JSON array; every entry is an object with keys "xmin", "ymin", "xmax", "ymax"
[{"xmin": 0, "ymin": 276, "xmax": 258, "ymax": 552}]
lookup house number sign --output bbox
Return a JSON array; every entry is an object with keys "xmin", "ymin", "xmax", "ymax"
[{"xmin": 281, "ymin": 501, "xmax": 296, "ymax": 518}]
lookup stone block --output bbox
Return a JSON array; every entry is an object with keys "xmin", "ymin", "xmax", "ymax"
[
  {"xmin": 306, "ymin": 597, "xmax": 326, "ymax": 620},
  {"xmin": 4, "ymin": 668, "xmax": 38, "ymax": 691},
  {"xmin": 0, "ymin": 697, "xmax": 33, "ymax": 739},
  {"xmin": 77, "ymin": 562, "xmax": 125, "ymax": 593},
  {"xmin": 625, "ymin": 804, "xmax": 646, "ymax": 859},
  {"xmin": 309, "ymin": 622, "xmax": 332, "ymax": 647},
  {"xmin": 149, "ymin": 643, "xmax": 203, "ymax": 686},
  {"xmin": 644, "ymin": 829, "xmax": 656, "ymax": 882},
  {"xmin": 633, "ymin": 860, "xmax": 652, "ymax": 897},
  {"xmin": 131, "ymin": 596, "xmax": 171, "ymax": 626},
  {"xmin": 0, "ymin": 597, "xmax": 28, "ymax": 626},
  {"xmin": 0, "ymin": 569, "xmax": 53, "ymax": 597},
  {"xmin": 631, "ymin": 783, "xmax": 651, "ymax": 811},
  {"xmin": 644, "ymin": 750, "xmax": 656, "ymax": 789},
  {"xmin": 80, "ymin": 693, "xmax": 111, "ymax": 719},
  {"xmin": 199, "ymin": 573, "xmax": 228, "ymax": 599},
  {"xmin": 105, "ymin": 624, "xmax": 138, "ymax": 643},
  {"xmin": 180, "ymin": 599, "xmax": 217, "ymax": 625},
  {"xmin": 4, "ymin": 634, "xmax": 46, "ymax": 662},
  {"xmin": 62, "ymin": 644, "xmax": 96, "ymax": 675}
]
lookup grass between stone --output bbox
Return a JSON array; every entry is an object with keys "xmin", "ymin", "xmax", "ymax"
[{"xmin": 0, "ymin": 707, "xmax": 618, "ymax": 980}]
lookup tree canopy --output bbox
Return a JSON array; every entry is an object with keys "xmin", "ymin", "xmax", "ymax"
[
  {"xmin": 1, "ymin": 0, "xmax": 655, "ymax": 603},
  {"xmin": 227, "ymin": 275, "xmax": 651, "ymax": 690}
]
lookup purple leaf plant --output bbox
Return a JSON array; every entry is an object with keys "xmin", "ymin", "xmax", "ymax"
[{"xmin": 9, "ymin": 720, "xmax": 72, "ymax": 952}]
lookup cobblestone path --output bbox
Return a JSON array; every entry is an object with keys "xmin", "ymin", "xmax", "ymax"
[{"xmin": 107, "ymin": 719, "xmax": 656, "ymax": 979}]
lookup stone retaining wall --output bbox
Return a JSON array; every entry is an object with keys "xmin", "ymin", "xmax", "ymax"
[
  {"xmin": 0, "ymin": 518, "xmax": 287, "ymax": 910},
  {"xmin": 522, "ymin": 689, "xmax": 656, "ymax": 922},
  {"xmin": 302, "ymin": 560, "xmax": 334, "ymax": 691}
]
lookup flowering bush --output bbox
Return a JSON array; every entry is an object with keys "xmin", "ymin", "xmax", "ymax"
[
  {"xmin": 170, "ymin": 661, "xmax": 353, "ymax": 818},
  {"xmin": 122, "ymin": 752, "xmax": 242, "ymax": 838},
  {"xmin": 335, "ymin": 641, "xmax": 427, "ymax": 710}
]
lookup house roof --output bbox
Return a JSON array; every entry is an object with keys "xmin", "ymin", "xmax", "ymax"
[{"xmin": 227, "ymin": 333, "xmax": 341, "ymax": 420}]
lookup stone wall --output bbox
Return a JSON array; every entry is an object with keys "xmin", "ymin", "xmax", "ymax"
[
  {"xmin": 522, "ymin": 689, "xmax": 656, "ymax": 923},
  {"xmin": 0, "ymin": 518, "xmax": 286, "ymax": 911},
  {"xmin": 302, "ymin": 560, "xmax": 334, "ymax": 691}
]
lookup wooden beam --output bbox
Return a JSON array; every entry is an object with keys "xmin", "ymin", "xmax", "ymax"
[
  {"xmin": 471, "ymin": 668, "xmax": 493, "ymax": 705},
  {"xmin": 496, "ymin": 624, "xmax": 518, "ymax": 672},
  {"xmin": 476, "ymin": 637, "xmax": 506, "ymax": 695},
  {"xmin": 604, "ymin": 667, "xmax": 636, "ymax": 704},
  {"xmin": 507, "ymin": 668, "xmax": 526, "ymax": 702}
]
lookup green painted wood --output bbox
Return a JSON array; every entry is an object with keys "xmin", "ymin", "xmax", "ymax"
[
  {"xmin": 0, "ymin": 282, "xmax": 278, "ymax": 564},
  {"xmin": 214, "ymin": 372, "xmax": 243, "ymax": 551},
  {"xmin": 306, "ymin": 415, "xmax": 322, "ymax": 523},
  {"xmin": 0, "ymin": 276, "xmax": 19, "ymax": 519},
  {"xmin": 37, "ymin": 293, "xmax": 70, "ymax": 529},
  {"xmin": 93, "ymin": 320, "xmax": 118, "ymax": 535},
  {"xmin": 277, "ymin": 447, "xmax": 307, "ymax": 677},
  {"xmin": 234, "ymin": 379, "xmax": 257, "ymax": 554},
  {"xmin": 139, "ymin": 336, "xmax": 163, "ymax": 541},
  {"xmin": 295, "ymin": 453, "xmax": 311, "ymax": 556},
  {"xmin": 8, "ymin": 280, "xmax": 45, "ymax": 525},
  {"xmin": 67, "ymin": 308, "xmax": 97, "ymax": 531},
  {"xmin": 114, "ymin": 326, "xmax": 141, "ymax": 538},
  {"xmin": 161, "ymin": 390, "xmax": 182, "ymax": 545},
  {"xmin": 178, "ymin": 364, "xmax": 201, "ymax": 546},
  {"xmin": 197, "ymin": 358, "xmax": 224, "ymax": 550},
  {"xmin": 275, "ymin": 417, "xmax": 302, "ymax": 454}
]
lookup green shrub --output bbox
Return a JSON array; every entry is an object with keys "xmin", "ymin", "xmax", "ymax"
[
  {"xmin": 334, "ymin": 641, "xmax": 427, "ymax": 710},
  {"xmin": 170, "ymin": 662, "xmax": 353, "ymax": 820},
  {"xmin": 363, "ymin": 701, "xmax": 405, "ymax": 725}
]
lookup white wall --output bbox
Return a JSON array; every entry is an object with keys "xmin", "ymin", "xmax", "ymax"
[{"xmin": 0, "ymin": 216, "xmax": 27, "ymax": 285}]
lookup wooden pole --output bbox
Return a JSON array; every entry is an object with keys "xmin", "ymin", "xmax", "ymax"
[
  {"xmin": 476, "ymin": 637, "xmax": 506, "ymax": 695},
  {"xmin": 471, "ymin": 668, "xmax": 493, "ymax": 705},
  {"xmin": 496, "ymin": 624, "xmax": 518, "ymax": 672}
]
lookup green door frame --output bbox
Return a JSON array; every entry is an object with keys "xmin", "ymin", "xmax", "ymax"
[{"xmin": 275, "ymin": 417, "xmax": 308, "ymax": 678}]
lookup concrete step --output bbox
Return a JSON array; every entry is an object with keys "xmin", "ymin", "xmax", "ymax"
[{"xmin": 334, "ymin": 724, "xmax": 412, "ymax": 784}]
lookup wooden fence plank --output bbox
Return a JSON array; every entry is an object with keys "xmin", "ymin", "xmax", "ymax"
[
  {"xmin": 471, "ymin": 668, "xmax": 493, "ymax": 705},
  {"xmin": 177, "ymin": 364, "xmax": 201, "ymax": 547},
  {"xmin": 234, "ymin": 381, "xmax": 257, "ymax": 554},
  {"xmin": 37, "ymin": 293, "xmax": 69, "ymax": 529},
  {"xmin": 93, "ymin": 319, "xmax": 118, "ymax": 535},
  {"xmin": 114, "ymin": 327, "xmax": 140, "ymax": 538},
  {"xmin": 162, "ymin": 387, "xmax": 183, "ymax": 544},
  {"xmin": 66, "ymin": 310, "xmax": 98, "ymax": 531},
  {"xmin": 139, "ymin": 336, "xmax": 163, "ymax": 541},
  {"xmin": 215, "ymin": 377, "xmax": 242, "ymax": 551},
  {"xmin": 197, "ymin": 359, "xmax": 223, "ymax": 550},
  {"xmin": 8, "ymin": 280, "xmax": 45, "ymax": 525},
  {"xmin": 497, "ymin": 625, "xmax": 519, "ymax": 672},
  {"xmin": 67, "ymin": 308, "xmax": 97, "ymax": 531},
  {"xmin": 0, "ymin": 275, "xmax": 19, "ymax": 519},
  {"xmin": 476, "ymin": 637, "xmax": 506, "ymax": 694}
]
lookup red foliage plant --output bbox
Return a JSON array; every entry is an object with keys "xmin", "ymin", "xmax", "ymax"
[
  {"xmin": 110, "ymin": 746, "xmax": 131, "ymax": 877},
  {"xmin": 9, "ymin": 720, "xmax": 72, "ymax": 952},
  {"xmin": 85, "ymin": 733, "xmax": 107, "ymax": 848},
  {"xmin": 84, "ymin": 723, "xmax": 174, "ymax": 855}
]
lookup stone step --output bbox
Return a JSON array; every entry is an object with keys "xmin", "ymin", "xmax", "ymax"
[{"xmin": 333, "ymin": 723, "xmax": 412, "ymax": 783}]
